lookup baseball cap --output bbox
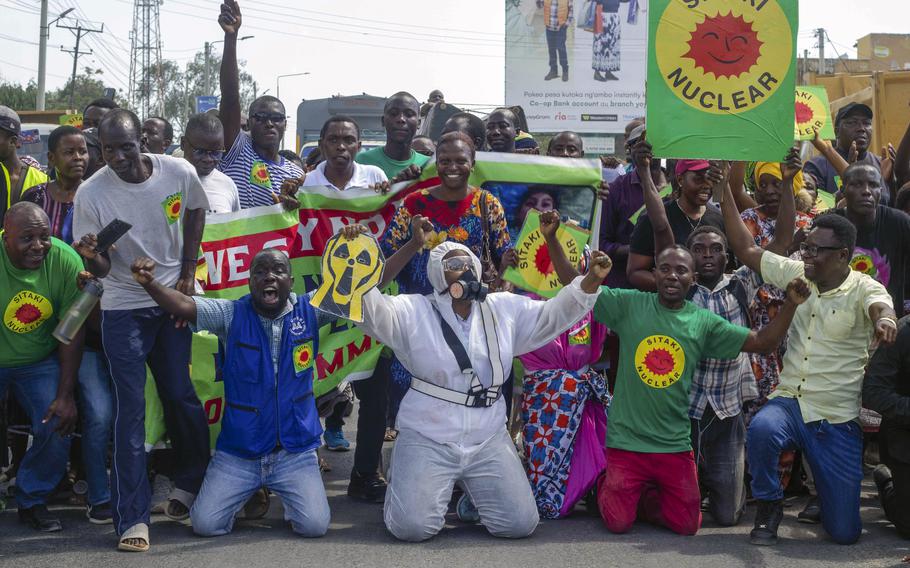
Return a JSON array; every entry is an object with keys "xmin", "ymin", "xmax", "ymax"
[
  {"xmin": 675, "ymin": 159, "xmax": 711, "ymax": 177},
  {"xmin": 0, "ymin": 105, "xmax": 21, "ymax": 135},
  {"xmin": 627, "ymin": 123, "xmax": 646, "ymax": 144},
  {"xmin": 834, "ymin": 103, "xmax": 873, "ymax": 126}
]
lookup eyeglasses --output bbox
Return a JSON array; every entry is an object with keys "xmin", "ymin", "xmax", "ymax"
[
  {"xmin": 799, "ymin": 243, "xmax": 844, "ymax": 257},
  {"xmin": 189, "ymin": 147, "xmax": 224, "ymax": 160},
  {"xmin": 442, "ymin": 258, "xmax": 473, "ymax": 272},
  {"xmin": 250, "ymin": 112, "xmax": 288, "ymax": 124}
]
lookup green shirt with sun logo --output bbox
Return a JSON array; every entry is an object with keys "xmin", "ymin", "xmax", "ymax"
[
  {"xmin": 594, "ymin": 287, "xmax": 749, "ymax": 453},
  {"xmin": 0, "ymin": 236, "xmax": 83, "ymax": 367}
]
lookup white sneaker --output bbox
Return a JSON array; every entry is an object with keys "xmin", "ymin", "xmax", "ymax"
[{"xmin": 150, "ymin": 474, "xmax": 174, "ymax": 514}]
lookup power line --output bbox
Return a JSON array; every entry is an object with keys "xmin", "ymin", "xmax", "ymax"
[
  {"xmin": 58, "ymin": 19, "xmax": 104, "ymax": 108},
  {"xmin": 823, "ymin": 30, "xmax": 852, "ymax": 72},
  {"xmin": 0, "ymin": 57, "xmax": 70, "ymax": 80}
]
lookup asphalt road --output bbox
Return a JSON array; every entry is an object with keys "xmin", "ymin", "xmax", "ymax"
[{"xmin": 2, "ymin": 411, "xmax": 909, "ymax": 568}]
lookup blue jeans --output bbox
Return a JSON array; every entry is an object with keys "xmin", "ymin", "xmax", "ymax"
[
  {"xmin": 102, "ymin": 307, "xmax": 210, "ymax": 535},
  {"xmin": 747, "ymin": 397, "xmax": 863, "ymax": 544},
  {"xmin": 77, "ymin": 349, "xmax": 113, "ymax": 506},
  {"xmin": 190, "ymin": 448, "xmax": 330, "ymax": 537},
  {"xmin": 0, "ymin": 355, "xmax": 70, "ymax": 509}
]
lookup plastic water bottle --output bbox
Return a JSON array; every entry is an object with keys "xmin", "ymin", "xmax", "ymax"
[{"xmin": 53, "ymin": 280, "xmax": 103, "ymax": 345}]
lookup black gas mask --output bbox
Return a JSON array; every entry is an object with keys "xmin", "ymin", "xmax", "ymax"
[{"xmin": 448, "ymin": 268, "xmax": 488, "ymax": 303}]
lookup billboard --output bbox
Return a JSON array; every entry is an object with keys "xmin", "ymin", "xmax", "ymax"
[{"xmin": 505, "ymin": 0, "xmax": 648, "ymax": 134}]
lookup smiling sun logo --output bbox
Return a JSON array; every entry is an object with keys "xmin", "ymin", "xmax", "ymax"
[
  {"xmin": 4, "ymin": 291, "xmax": 53, "ymax": 334},
  {"xmin": 634, "ymin": 335, "xmax": 685, "ymax": 389},
  {"xmin": 683, "ymin": 12, "xmax": 762, "ymax": 79},
  {"xmin": 655, "ymin": 0, "xmax": 791, "ymax": 115},
  {"xmin": 292, "ymin": 341, "xmax": 314, "ymax": 373}
]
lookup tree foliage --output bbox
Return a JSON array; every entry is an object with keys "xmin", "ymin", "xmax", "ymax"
[
  {"xmin": 0, "ymin": 66, "xmax": 125, "ymax": 112},
  {"xmin": 1, "ymin": 52, "xmax": 255, "ymax": 135}
]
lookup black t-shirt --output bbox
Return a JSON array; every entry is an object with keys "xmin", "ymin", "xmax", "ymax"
[
  {"xmin": 629, "ymin": 200, "xmax": 725, "ymax": 258},
  {"xmin": 835, "ymin": 205, "xmax": 910, "ymax": 316}
]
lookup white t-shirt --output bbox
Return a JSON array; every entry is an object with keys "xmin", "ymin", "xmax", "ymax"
[
  {"xmin": 302, "ymin": 161, "xmax": 387, "ymax": 191},
  {"xmin": 200, "ymin": 168, "xmax": 241, "ymax": 214},
  {"xmin": 73, "ymin": 154, "xmax": 209, "ymax": 310}
]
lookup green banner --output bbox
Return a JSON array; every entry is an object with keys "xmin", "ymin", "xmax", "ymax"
[
  {"xmin": 144, "ymin": 153, "xmax": 604, "ymax": 448},
  {"xmin": 503, "ymin": 210, "xmax": 591, "ymax": 298},
  {"xmin": 794, "ymin": 85, "xmax": 835, "ymax": 141},
  {"xmin": 646, "ymin": 0, "xmax": 798, "ymax": 161}
]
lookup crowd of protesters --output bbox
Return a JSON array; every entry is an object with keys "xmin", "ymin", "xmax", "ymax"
[{"xmin": 2, "ymin": 0, "xmax": 910, "ymax": 555}]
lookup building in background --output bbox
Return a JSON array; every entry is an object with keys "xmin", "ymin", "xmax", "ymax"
[{"xmin": 856, "ymin": 34, "xmax": 910, "ymax": 71}]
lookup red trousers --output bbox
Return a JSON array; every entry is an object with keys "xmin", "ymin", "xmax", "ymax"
[{"xmin": 597, "ymin": 448, "xmax": 701, "ymax": 535}]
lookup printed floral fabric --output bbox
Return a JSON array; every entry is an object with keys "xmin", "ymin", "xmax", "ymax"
[
  {"xmin": 592, "ymin": 13, "xmax": 621, "ymax": 72},
  {"xmin": 522, "ymin": 369, "xmax": 610, "ymax": 518},
  {"xmin": 740, "ymin": 207, "xmax": 811, "ymax": 421},
  {"xmin": 381, "ymin": 187, "xmax": 512, "ymax": 295}
]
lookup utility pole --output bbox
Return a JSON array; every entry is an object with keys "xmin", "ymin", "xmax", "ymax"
[
  {"xmin": 816, "ymin": 28, "xmax": 826, "ymax": 76},
  {"xmin": 802, "ymin": 48, "xmax": 809, "ymax": 83},
  {"xmin": 37, "ymin": 5, "xmax": 75, "ymax": 110},
  {"xmin": 59, "ymin": 20, "xmax": 104, "ymax": 111},
  {"xmin": 203, "ymin": 41, "xmax": 211, "ymax": 97}
]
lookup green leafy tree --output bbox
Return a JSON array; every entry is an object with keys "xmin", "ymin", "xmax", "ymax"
[
  {"xmin": 0, "ymin": 67, "xmax": 124, "ymax": 112},
  {"xmin": 145, "ymin": 52, "xmax": 256, "ymax": 136}
]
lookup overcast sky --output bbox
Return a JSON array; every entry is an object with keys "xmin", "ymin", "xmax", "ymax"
[{"xmin": 2, "ymin": 0, "xmax": 906, "ymax": 144}]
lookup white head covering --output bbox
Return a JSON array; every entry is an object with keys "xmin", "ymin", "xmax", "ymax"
[{"xmin": 427, "ymin": 242, "xmax": 483, "ymax": 295}]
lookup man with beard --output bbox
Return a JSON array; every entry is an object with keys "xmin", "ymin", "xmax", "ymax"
[
  {"xmin": 217, "ymin": 0, "xmax": 304, "ymax": 208},
  {"xmin": 721, "ymin": 180, "xmax": 897, "ymax": 546},
  {"xmin": 805, "ymin": 103, "xmax": 888, "ymax": 205},
  {"xmin": 73, "ymin": 109, "xmax": 210, "ymax": 552}
]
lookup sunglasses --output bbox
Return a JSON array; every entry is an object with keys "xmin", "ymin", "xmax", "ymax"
[
  {"xmin": 251, "ymin": 112, "xmax": 288, "ymax": 124},
  {"xmin": 442, "ymin": 258, "xmax": 473, "ymax": 272}
]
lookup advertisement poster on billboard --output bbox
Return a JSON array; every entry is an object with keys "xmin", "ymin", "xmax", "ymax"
[{"xmin": 505, "ymin": 0, "xmax": 648, "ymax": 135}]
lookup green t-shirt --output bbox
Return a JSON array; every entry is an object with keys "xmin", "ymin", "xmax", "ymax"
[
  {"xmin": 0, "ymin": 236, "xmax": 83, "ymax": 367},
  {"xmin": 354, "ymin": 146, "xmax": 430, "ymax": 180},
  {"xmin": 594, "ymin": 287, "xmax": 750, "ymax": 453}
]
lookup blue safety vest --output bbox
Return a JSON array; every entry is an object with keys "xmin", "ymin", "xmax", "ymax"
[{"xmin": 217, "ymin": 295, "xmax": 322, "ymax": 458}]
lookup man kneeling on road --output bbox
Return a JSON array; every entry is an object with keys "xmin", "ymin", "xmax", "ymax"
[{"xmin": 130, "ymin": 249, "xmax": 330, "ymax": 538}]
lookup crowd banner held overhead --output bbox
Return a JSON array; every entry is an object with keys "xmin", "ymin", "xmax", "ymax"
[
  {"xmin": 311, "ymin": 232, "xmax": 385, "ymax": 323},
  {"xmin": 145, "ymin": 153, "xmax": 602, "ymax": 447},
  {"xmin": 646, "ymin": 0, "xmax": 798, "ymax": 161},
  {"xmin": 794, "ymin": 85, "xmax": 836, "ymax": 141},
  {"xmin": 58, "ymin": 113, "xmax": 83, "ymax": 128},
  {"xmin": 504, "ymin": 210, "xmax": 591, "ymax": 298},
  {"xmin": 505, "ymin": 0, "xmax": 648, "ymax": 135}
]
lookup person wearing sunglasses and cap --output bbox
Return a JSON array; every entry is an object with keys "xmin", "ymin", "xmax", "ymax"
[
  {"xmin": 0, "ymin": 105, "xmax": 49, "ymax": 222},
  {"xmin": 216, "ymin": 0, "xmax": 304, "ymax": 209},
  {"xmin": 804, "ymin": 103, "xmax": 891, "ymax": 205},
  {"xmin": 338, "ymin": 224, "xmax": 611, "ymax": 542},
  {"xmin": 182, "ymin": 113, "xmax": 240, "ymax": 214}
]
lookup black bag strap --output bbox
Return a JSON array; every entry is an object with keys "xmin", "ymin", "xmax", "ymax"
[{"xmin": 431, "ymin": 303, "xmax": 474, "ymax": 377}]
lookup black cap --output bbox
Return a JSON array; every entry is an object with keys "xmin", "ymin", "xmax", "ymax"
[
  {"xmin": 835, "ymin": 103, "xmax": 873, "ymax": 126},
  {"xmin": 0, "ymin": 105, "xmax": 21, "ymax": 135}
]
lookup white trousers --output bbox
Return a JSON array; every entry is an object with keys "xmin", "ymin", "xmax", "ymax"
[{"xmin": 384, "ymin": 427, "xmax": 539, "ymax": 542}]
